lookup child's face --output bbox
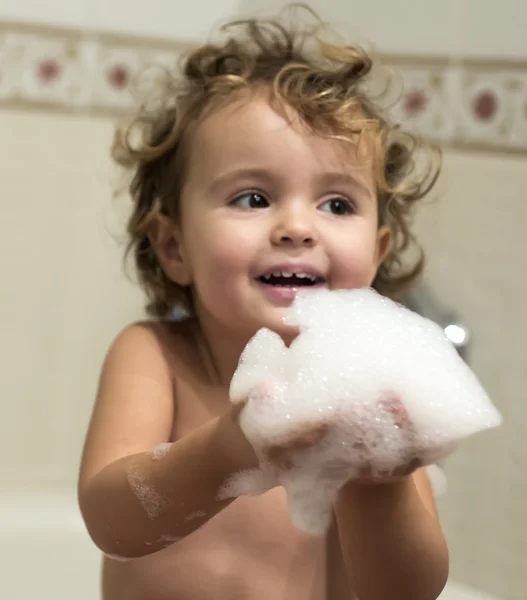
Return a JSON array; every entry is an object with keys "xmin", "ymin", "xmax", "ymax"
[{"xmin": 167, "ymin": 92, "xmax": 391, "ymax": 341}]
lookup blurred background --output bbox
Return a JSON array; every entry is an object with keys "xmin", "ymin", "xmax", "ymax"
[{"xmin": 0, "ymin": 1, "xmax": 525, "ymax": 599}]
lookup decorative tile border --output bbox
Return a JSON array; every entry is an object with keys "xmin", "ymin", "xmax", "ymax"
[
  {"xmin": 382, "ymin": 55, "xmax": 527, "ymax": 156},
  {"xmin": 1, "ymin": 19, "xmax": 527, "ymax": 155},
  {"xmin": 0, "ymin": 20, "xmax": 192, "ymax": 115}
]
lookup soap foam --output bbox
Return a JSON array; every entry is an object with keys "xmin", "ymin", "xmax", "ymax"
[
  {"xmin": 218, "ymin": 468, "xmax": 277, "ymax": 501},
  {"xmin": 158, "ymin": 534, "xmax": 184, "ymax": 545},
  {"xmin": 126, "ymin": 465, "xmax": 170, "ymax": 520},
  {"xmin": 104, "ymin": 553, "xmax": 133, "ymax": 562},
  {"xmin": 184, "ymin": 510, "xmax": 207, "ymax": 523},
  {"xmin": 224, "ymin": 288, "xmax": 502, "ymax": 535},
  {"xmin": 149, "ymin": 442, "xmax": 172, "ymax": 460},
  {"xmin": 426, "ymin": 464, "xmax": 448, "ymax": 497}
]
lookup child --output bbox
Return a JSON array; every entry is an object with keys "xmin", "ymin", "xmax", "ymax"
[{"xmin": 78, "ymin": 5, "xmax": 449, "ymax": 600}]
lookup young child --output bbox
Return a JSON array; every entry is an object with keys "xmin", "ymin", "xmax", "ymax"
[{"xmin": 78, "ymin": 6, "xmax": 449, "ymax": 600}]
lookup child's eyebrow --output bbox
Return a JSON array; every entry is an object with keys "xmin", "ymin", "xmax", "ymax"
[
  {"xmin": 317, "ymin": 172, "xmax": 373, "ymax": 199},
  {"xmin": 207, "ymin": 167, "xmax": 372, "ymax": 198},
  {"xmin": 208, "ymin": 167, "xmax": 274, "ymax": 193}
]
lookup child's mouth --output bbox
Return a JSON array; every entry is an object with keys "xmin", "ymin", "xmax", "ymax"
[
  {"xmin": 255, "ymin": 270, "xmax": 326, "ymax": 305},
  {"xmin": 257, "ymin": 273, "xmax": 325, "ymax": 287}
]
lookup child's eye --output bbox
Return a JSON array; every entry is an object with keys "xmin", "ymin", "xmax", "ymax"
[
  {"xmin": 231, "ymin": 192, "xmax": 269, "ymax": 209},
  {"xmin": 319, "ymin": 197, "xmax": 355, "ymax": 216}
]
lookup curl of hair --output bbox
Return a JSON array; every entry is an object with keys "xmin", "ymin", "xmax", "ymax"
[{"xmin": 113, "ymin": 4, "xmax": 441, "ymax": 318}]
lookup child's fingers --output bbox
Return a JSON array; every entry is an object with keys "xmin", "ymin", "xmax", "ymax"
[
  {"xmin": 229, "ymin": 398, "xmax": 247, "ymax": 421},
  {"xmin": 355, "ymin": 455, "xmax": 423, "ymax": 484},
  {"xmin": 390, "ymin": 456, "xmax": 423, "ymax": 478},
  {"xmin": 264, "ymin": 422, "xmax": 330, "ymax": 469},
  {"xmin": 377, "ymin": 392, "xmax": 412, "ymax": 430}
]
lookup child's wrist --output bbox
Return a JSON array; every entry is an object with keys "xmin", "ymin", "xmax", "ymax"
[
  {"xmin": 338, "ymin": 474, "xmax": 415, "ymax": 510},
  {"xmin": 215, "ymin": 408, "xmax": 259, "ymax": 473}
]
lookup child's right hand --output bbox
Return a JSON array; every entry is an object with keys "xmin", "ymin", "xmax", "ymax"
[
  {"xmin": 263, "ymin": 422, "xmax": 330, "ymax": 470},
  {"xmin": 229, "ymin": 381, "xmax": 331, "ymax": 471},
  {"xmin": 231, "ymin": 384, "xmax": 423, "ymax": 483}
]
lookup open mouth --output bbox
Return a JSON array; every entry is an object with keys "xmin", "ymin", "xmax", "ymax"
[{"xmin": 257, "ymin": 272, "xmax": 325, "ymax": 287}]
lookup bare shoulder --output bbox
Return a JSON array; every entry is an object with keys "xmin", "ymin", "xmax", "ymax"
[
  {"xmin": 101, "ymin": 318, "xmax": 202, "ymax": 380},
  {"xmin": 78, "ymin": 318, "xmax": 199, "ymax": 489},
  {"xmin": 104, "ymin": 321, "xmax": 169, "ymax": 368}
]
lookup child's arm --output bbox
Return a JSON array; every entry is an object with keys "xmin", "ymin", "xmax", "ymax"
[
  {"xmin": 78, "ymin": 324, "xmax": 257, "ymax": 559},
  {"xmin": 334, "ymin": 469, "xmax": 449, "ymax": 600}
]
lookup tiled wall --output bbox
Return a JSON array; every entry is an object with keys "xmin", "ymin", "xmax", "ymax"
[{"xmin": 0, "ymin": 19, "xmax": 526, "ymax": 600}]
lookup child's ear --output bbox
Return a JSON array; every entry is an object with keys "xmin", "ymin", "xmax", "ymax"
[
  {"xmin": 376, "ymin": 225, "xmax": 392, "ymax": 266},
  {"xmin": 148, "ymin": 215, "xmax": 192, "ymax": 286}
]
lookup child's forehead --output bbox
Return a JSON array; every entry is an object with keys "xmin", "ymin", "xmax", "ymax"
[{"xmin": 186, "ymin": 91, "xmax": 377, "ymax": 180}]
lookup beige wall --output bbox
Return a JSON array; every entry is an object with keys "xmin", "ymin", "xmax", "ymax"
[
  {"xmin": 1, "ymin": 106, "xmax": 525, "ymax": 600},
  {"xmin": 239, "ymin": 0, "xmax": 527, "ymax": 58},
  {"xmin": 414, "ymin": 151, "xmax": 527, "ymax": 599},
  {"xmin": 0, "ymin": 109, "xmax": 145, "ymax": 487},
  {"xmin": 1, "ymin": 0, "xmax": 240, "ymax": 41}
]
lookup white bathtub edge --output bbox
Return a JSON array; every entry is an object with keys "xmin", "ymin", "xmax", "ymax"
[
  {"xmin": 440, "ymin": 581, "xmax": 502, "ymax": 600},
  {"xmin": 0, "ymin": 491, "xmax": 503, "ymax": 600}
]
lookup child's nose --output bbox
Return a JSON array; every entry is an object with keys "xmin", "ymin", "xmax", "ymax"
[{"xmin": 271, "ymin": 207, "xmax": 319, "ymax": 248}]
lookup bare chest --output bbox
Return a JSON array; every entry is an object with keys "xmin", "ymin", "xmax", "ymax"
[
  {"xmin": 102, "ymin": 328, "xmax": 352, "ymax": 600},
  {"xmin": 103, "ymin": 489, "xmax": 351, "ymax": 600}
]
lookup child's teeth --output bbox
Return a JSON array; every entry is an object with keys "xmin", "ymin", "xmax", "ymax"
[
  {"xmin": 297, "ymin": 272, "xmax": 316, "ymax": 281},
  {"xmin": 260, "ymin": 271, "xmax": 319, "ymax": 282}
]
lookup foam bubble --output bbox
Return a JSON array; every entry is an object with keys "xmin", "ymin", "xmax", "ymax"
[
  {"xmin": 158, "ymin": 534, "xmax": 184, "ymax": 545},
  {"xmin": 104, "ymin": 553, "xmax": 133, "ymax": 562},
  {"xmin": 426, "ymin": 464, "xmax": 448, "ymax": 497},
  {"xmin": 184, "ymin": 510, "xmax": 207, "ymax": 522},
  {"xmin": 126, "ymin": 465, "xmax": 170, "ymax": 519},
  {"xmin": 149, "ymin": 442, "xmax": 172, "ymax": 460},
  {"xmin": 218, "ymin": 468, "xmax": 276, "ymax": 501},
  {"xmin": 227, "ymin": 288, "xmax": 502, "ymax": 535}
]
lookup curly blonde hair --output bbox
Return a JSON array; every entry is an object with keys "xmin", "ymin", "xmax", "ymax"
[{"xmin": 113, "ymin": 5, "xmax": 440, "ymax": 318}]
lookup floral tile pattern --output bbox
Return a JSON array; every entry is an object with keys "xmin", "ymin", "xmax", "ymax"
[
  {"xmin": 1, "ymin": 20, "xmax": 527, "ymax": 154},
  {"xmin": 384, "ymin": 58, "xmax": 527, "ymax": 155}
]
